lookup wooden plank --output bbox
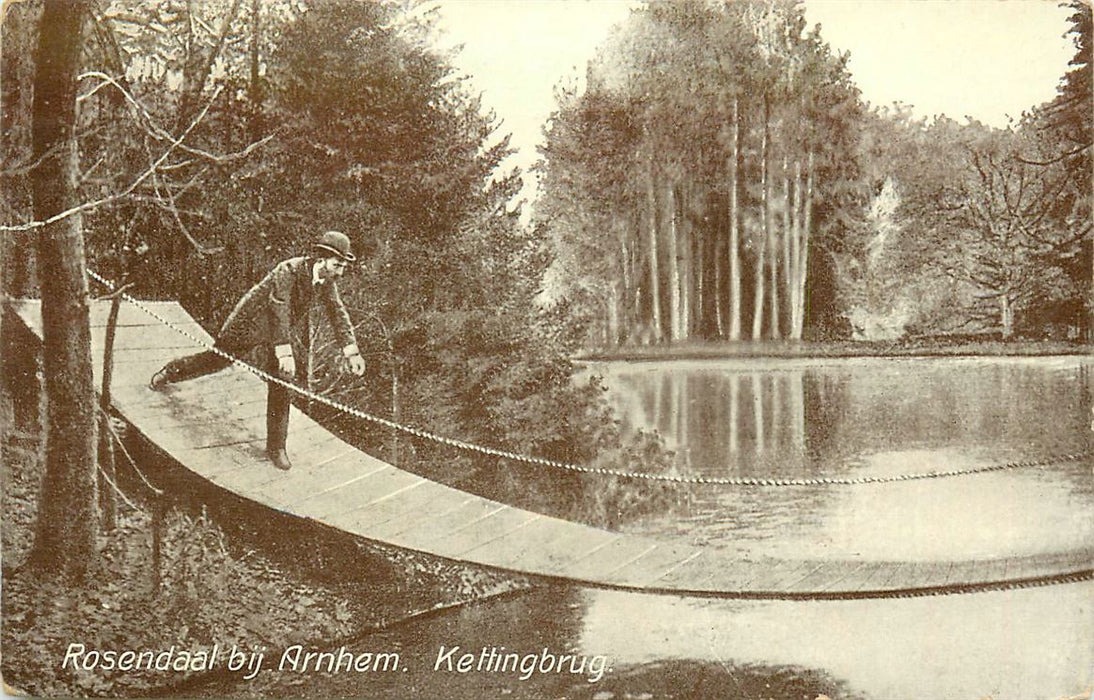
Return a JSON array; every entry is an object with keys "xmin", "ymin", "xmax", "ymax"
[
  {"xmin": 122, "ymin": 397, "xmax": 264, "ymax": 430},
  {"xmin": 557, "ymin": 536, "xmax": 660, "ymax": 583},
  {"xmin": 653, "ymin": 550, "xmax": 751, "ymax": 592},
  {"xmin": 385, "ymin": 497, "xmax": 508, "ymax": 551},
  {"xmin": 259, "ymin": 448, "xmax": 365, "ymax": 505},
  {"xmin": 284, "ymin": 420, "xmax": 351, "ymax": 462},
  {"xmin": 637, "ymin": 549, "xmax": 713, "ymax": 590},
  {"xmin": 745, "ymin": 557, "xmax": 812, "ymax": 593},
  {"xmin": 932, "ymin": 560, "xmax": 956, "ymax": 589},
  {"xmin": 969, "ymin": 557, "xmax": 1010, "ymax": 587},
  {"xmin": 777, "ymin": 559, "xmax": 841, "ymax": 594},
  {"xmin": 1014, "ymin": 548, "xmax": 1094, "ymax": 577},
  {"xmin": 365, "ymin": 489, "xmax": 479, "ymax": 541},
  {"xmin": 809, "ymin": 559, "xmax": 874, "ymax": 593},
  {"xmin": 87, "ymin": 301, "xmax": 202, "ymax": 328},
  {"xmin": 467, "ymin": 518, "xmax": 618, "ymax": 575},
  {"xmin": 217, "ymin": 446, "xmax": 360, "ymax": 500},
  {"xmin": 602, "ymin": 542, "xmax": 701, "ymax": 588},
  {"xmin": 897, "ymin": 560, "xmax": 952, "ymax": 590},
  {"xmin": 92, "ymin": 322, "xmax": 207, "ymax": 348},
  {"xmin": 943, "ymin": 559, "xmax": 990, "ymax": 588},
  {"xmin": 858, "ymin": 559, "xmax": 906, "ymax": 593},
  {"xmin": 155, "ymin": 365, "xmax": 261, "ymax": 393},
  {"xmin": 323, "ymin": 479, "xmax": 437, "ymax": 534},
  {"xmin": 6, "ymin": 299, "xmax": 43, "ymax": 333},
  {"xmin": 122, "ymin": 403, "xmax": 199, "ymax": 449},
  {"xmin": 436, "ymin": 507, "xmax": 544, "ymax": 558},
  {"xmin": 177, "ymin": 443, "xmax": 260, "ymax": 485},
  {"xmin": 293, "ymin": 466, "xmax": 423, "ymax": 520},
  {"xmin": 94, "ymin": 340, "xmax": 201, "ymax": 358}
]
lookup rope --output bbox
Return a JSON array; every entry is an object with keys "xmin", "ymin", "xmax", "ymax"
[
  {"xmin": 99, "ymin": 405, "xmax": 165, "ymax": 497},
  {"xmin": 86, "ymin": 269, "xmax": 1093, "ymax": 487},
  {"xmin": 95, "ymin": 451, "xmax": 142, "ymax": 512}
]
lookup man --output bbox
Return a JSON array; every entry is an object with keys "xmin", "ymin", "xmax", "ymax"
[{"xmin": 150, "ymin": 230, "xmax": 367, "ymax": 471}]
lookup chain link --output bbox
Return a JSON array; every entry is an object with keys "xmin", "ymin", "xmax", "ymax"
[{"xmin": 87, "ymin": 269, "xmax": 1092, "ymax": 487}]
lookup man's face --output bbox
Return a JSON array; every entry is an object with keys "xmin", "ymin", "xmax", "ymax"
[{"xmin": 321, "ymin": 257, "xmax": 349, "ymax": 281}]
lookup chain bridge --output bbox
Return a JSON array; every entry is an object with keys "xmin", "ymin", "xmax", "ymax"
[{"xmin": 7, "ymin": 293, "xmax": 1092, "ymax": 599}]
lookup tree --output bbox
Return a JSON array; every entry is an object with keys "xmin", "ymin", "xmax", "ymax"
[
  {"xmin": 29, "ymin": 0, "xmax": 99, "ymax": 580},
  {"xmin": 536, "ymin": 0, "xmax": 864, "ymax": 346},
  {"xmin": 2, "ymin": 0, "xmax": 42, "ymax": 431},
  {"xmin": 1032, "ymin": 0, "xmax": 1092, "ymax": 336},
  {"xmin": 892, "ymin": 118, "xmax": 1079, "ymax": 338}
]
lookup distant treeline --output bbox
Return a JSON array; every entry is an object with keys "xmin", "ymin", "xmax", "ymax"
[{"xmin": 535, "ymin": 0, "xmax": 1092, "ymax": 345}]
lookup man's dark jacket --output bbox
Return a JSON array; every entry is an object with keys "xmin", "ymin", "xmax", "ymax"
[{"xmin": 217, "ymin": 255, "xmax": 355, "ymax": 353}]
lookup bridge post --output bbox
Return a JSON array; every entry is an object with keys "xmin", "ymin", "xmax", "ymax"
[
  {"xmin": 96, "ymin": 282, "xmax": 133, "ymax": 531},
  {"xmin": 151, "ymin": 494, "xmax": 164, "ymax": 594}
]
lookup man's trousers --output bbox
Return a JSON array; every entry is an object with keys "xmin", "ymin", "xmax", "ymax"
[{"xmin": 158, "ymin": 339, "xmax": 306, "ymax": 453}]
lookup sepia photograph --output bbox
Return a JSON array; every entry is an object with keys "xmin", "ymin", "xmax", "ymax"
[{"xmin": 1, "ymin": 0, "xmax": 1091, "ymax": 698}]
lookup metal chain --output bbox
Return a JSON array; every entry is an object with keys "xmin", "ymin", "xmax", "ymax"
[{"xmin": 87, "ymin": 269, "xmax": 1093, "ymax": 487}]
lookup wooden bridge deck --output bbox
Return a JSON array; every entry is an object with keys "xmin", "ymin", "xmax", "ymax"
[{"xmin": 9, "ymin": 298, "xmax": 1093, "ymax": 598}]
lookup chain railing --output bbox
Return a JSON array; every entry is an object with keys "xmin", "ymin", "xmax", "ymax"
[{"xmin": 86, "ymin": 269, "xmax": 1092, "ymax": 487}]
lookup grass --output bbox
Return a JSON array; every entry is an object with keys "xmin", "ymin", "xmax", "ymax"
[{"xmin": 576, "ymin": 336, "xmax": 1092, "ymax": 362}]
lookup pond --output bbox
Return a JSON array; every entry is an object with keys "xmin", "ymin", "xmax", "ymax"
[
  {"xmin": 217, "ymin": 581, "xmax": 1094, "ymax": 700},
  {"xmin": 581, "ymin": 356, "xmax": 1094, "ymax": 561},
  {"xmin": 207, "ymin": 355, "xmax": 1093, "ymax": 700}
]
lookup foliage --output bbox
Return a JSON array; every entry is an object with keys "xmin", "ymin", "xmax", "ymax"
[
  {"xmin": 1, "ymin": 424, "xmax": 523, "ymax": 698},
  {"xmin": 1030, "ymin": 0, "xmax": 1092, "ymax": 335},
  {"xmin": 537, "ymin": 0, "xmax": 865, "ymax": 346}
]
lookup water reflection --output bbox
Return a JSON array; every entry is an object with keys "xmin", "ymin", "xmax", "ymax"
[
  {"xmin": 575, "ymin": 582, "xmax": 1094, "ymax": 700},
  {"xmin": 585, "ymin": 357, "xmax": 1094, "ymax": 560},
  {"xmin": 233, "ymin": 582, "xmax": 1093, "ymax": 700}
]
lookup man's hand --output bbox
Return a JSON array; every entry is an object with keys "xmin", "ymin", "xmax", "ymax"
[
  {"xmin": 275, "ymin": 344, "xmax": 295, "ymax": 376},
  {"xmin": 346, "ymin": 353, "xmax": 366, "ymax": 376}
]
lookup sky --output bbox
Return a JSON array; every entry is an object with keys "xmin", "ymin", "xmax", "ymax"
[{"xmin": 432, "ymin": 0, "xmax": 1078, "ymax": 200}]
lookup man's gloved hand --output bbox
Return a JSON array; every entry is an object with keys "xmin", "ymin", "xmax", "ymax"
[
  {"xmin": 275, "ymin": 345, "xmax": 296, "ymax": 376},
  {"xmin": 342, "ymin": 344, "xmax": 365, "ymax": 376}
]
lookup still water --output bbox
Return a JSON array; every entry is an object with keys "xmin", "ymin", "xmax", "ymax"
[
  {"xmin": 584, "ymin": 356, "xmax": 1094, "ymax": 561},
  {"xmin": 233, "ymin": 582, "xmax": 1093, "ymax": 700},
  {"xmin": 222, "ymin": 356, "xmax": 1094, "ymax": 700}
]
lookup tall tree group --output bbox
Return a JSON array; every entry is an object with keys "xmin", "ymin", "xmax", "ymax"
[
  {"xmin": 538, "ymin": 0, "xmax": 1092, "ymax": 345},
  {"xmin": 538, "ymin": 0, "xmax": 861, "ymax": 345}
]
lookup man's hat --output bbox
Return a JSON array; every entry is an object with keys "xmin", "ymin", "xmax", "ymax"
[{"xmin": 314, "ymin": 230, "xmax": 356, "ymax": 262}]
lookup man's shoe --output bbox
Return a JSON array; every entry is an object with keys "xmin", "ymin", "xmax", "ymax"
[
  {"xmin": 149, "ymin": 368, "xmax": 171, "ymax": 391},
  {"xmin": 266, "ymin": 448, "xmax": 293, "ymax": 471}
]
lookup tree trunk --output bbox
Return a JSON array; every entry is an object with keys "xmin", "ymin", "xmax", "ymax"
[
  {"xmin": 248, "ymin": 0, "xmax": 263, "ymax": 142},
  {"xmin": 607, "ymin": 282, "xmax": 620, "ymax": 347},
  {"xmin": 713, "ymin": 233, "xmax": 725, "ymax": 338},
  {"xmin": 666, "ymin": 182, "xmax": 682, "ymax": 342},
  {"xmin": 752, "ymin": 237, "xmax": 767, "ymax": 340},
  {"xmin": 2, "ymin": 3, "xmax": 40, "ymax": 432},
  {"xmin": 796, "ymin": 149, "xmax": 814, "ymax": 339},
  {"xmin": 779, "ymin": 158, "xmax": 792, "ymax": 340},
  {"xmin": 618, "ymin": 230, "xmax": 631, "ymax": 346},
  {"xmin": 1001, "ymin": 294, "xmax": 1015, "ymax": 339},
  {"xmin": 693, "ymin": 201, "xmax": 704, "ymax": 339},
  {"xmin": 789, "ymin": 159, "xmax": 803, "ymax": 339},
  {"xmin": 752, "ymin": 97, "xmax": 771, "ymax": 341},
  {"xmin": 645, "ymin": 161, "xmax": 663, "ymax": 343},
  {"xmin": 728, "ymin": 96, "xmax": 742, "ymax": 341},
  {"xmin": 30, "ymin": 0, "xmax": 98, "ymax": 581}
]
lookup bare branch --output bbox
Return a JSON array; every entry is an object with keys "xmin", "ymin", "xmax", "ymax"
[
  {"xmin": 149, "ymin": 158, "xmax": 223, "ymax": 256},
  {"xmin": 1, "ymin": 85, "xmax": 224, "ymax": 233},
  {"xmin": 78, "ymin": 71, "xmax": 277, "ymax": 164},
  {"xmin": 1016, "ymin": 142, "xmax": 1092, "ymax": 166}
]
